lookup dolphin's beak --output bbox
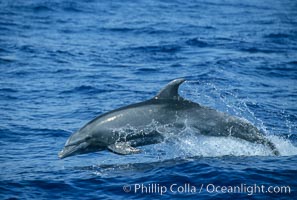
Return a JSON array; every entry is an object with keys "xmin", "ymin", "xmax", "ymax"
[
  {"xmin": 58, "ymin": 141, "xmax": 89, "ymax": 159},
  {"xmin": 59, "ymin": 129, "xmax": 107, "ymax": 159}
]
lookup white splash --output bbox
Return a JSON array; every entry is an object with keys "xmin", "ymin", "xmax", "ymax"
[{"xmin": 153, "ymin": 129, "xmax": 297, "ymax": 158}]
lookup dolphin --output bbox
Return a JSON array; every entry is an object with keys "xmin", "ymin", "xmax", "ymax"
[{"xmin": 58, "ymin": 78, "xmax": 279, "ymax": 159}]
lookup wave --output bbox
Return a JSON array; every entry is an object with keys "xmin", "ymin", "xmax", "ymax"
[
  {"xmin": 0, "ymin": 88, "xmax": 18, "ymax": 93},
  {"xmin": 60, "ymin": 85, "xmax": 111, "ymax": 94},
  {"xmin": 32, "ymin": 5, "xmax": 54, "ymax": 12},
  {"xmin": 0, "ymin": 94, "xmax": 18, "ymax": 100},
  {"xmin": 133, "ymin": 67, "xmax": 161, "ymax": 75},
  {"xmin": 129, "ymin": 44, "xmax": 182, "ymax": 53},
  {"xmin": 102, "ymin": 25, "xmax": 178, "ymax": 35},
  {"xmin": 264, "ymin": 33, "xmax": 293, "ymax": 39},
  {"xmin": 185, "ymin": 38, "xmax": 210, "ymax": 47},
  {"xmin": 257, "ymin": 66, "xmax": 297, "ymax": 72},
  {"xmin": 239, "ymin": 47, "xmax": 279, "ymax": 54},
  {"xmin": 101, "ymin": 27, "xmax": 136, "ymax": 33},
  {"xmin": 288, "ymin": 61, "xmax": 297, "ymax": 66}
]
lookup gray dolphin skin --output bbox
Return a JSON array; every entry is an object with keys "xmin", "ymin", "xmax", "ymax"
[{"xmin": 58, "ymin": 78, "xmax": 279, "ymax": 159}]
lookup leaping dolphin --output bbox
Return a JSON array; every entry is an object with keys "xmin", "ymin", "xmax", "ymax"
[{"xmin": 58, "ymin": 78, "xmax": 279, "ymax": 159}]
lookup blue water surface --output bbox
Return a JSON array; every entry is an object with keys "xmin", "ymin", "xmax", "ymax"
[{"xmin": 1, "ymin": 0, "xmax": 297, "ymax": 199}]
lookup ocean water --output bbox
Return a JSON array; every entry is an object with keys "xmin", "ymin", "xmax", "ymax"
[{"xmin": 1, "ymin": 0, "xmax": 297, "ymax": 199}]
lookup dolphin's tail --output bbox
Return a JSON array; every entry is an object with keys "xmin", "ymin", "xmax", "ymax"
[
  {"xmin": 259, "ymin": 139, "xmax": 280, "ymax": 156},
  {"xmin": 265, "ymin": 140, "xmax": 280, "ymax": 156},
  {"xmin": 235, "ymin": 120, "xmax": 280, "ymax": 156}
]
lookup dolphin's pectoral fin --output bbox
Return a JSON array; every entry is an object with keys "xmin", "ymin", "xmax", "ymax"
[{"xmin": 107, "ymin": 142, "xmax": 141, "ymax": 155}]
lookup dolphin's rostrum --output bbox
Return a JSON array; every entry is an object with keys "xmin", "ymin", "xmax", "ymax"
[{"xmin": 58, "ymin": 78, "xmax": 279, "ymax": 159}]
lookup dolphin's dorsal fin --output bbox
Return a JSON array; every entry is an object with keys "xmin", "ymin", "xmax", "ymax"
[{"xmin": 154, "ymin": 78, "xmax": 185, "ymax": 100}]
